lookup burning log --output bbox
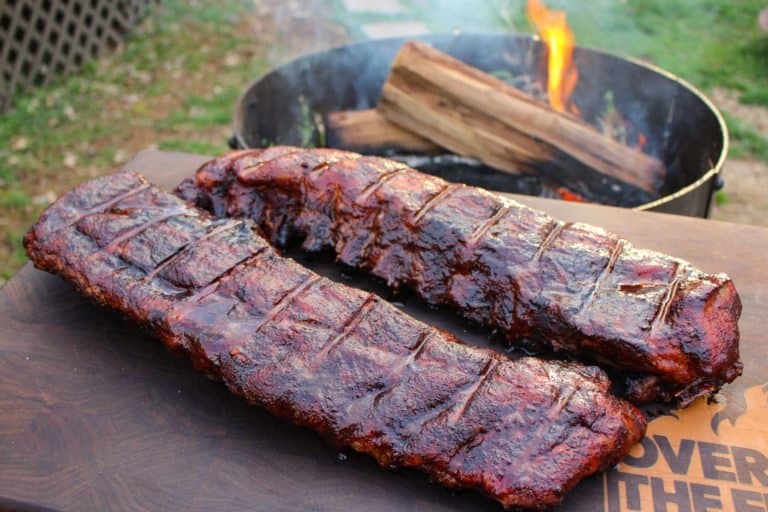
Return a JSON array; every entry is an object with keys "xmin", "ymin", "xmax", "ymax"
[
  {"xmin": 377, "ymin": 41, "xmax": 666, "ymax": 194},
  {"xmin": 324, "ymin": 109, "xmax": 440, "ymax": 153}
]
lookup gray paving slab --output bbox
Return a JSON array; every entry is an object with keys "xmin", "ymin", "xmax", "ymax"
[
  {"xmin": 361, "ymin": 20, "xmax": 430, "ymax": 39},
  {"xmin": 341, "ymin": 0, "xmax": 406, "ymax": 13}
]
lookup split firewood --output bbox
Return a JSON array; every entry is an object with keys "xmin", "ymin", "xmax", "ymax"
[
  {"xmin": 377, "ymin": 41, "xmax": 666, "ymax": 193},
  {"xmin": 324, "ymin": 109, "xmax": 440, "ymax": 154}
]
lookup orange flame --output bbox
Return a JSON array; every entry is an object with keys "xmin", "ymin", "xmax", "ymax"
[{"xmin": 527, "ymin": 0, "xmax": 579, "ymax": 114}]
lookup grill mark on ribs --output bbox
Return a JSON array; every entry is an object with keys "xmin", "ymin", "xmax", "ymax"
[
  {"xmin": 24, "ymin": 171, "xmax": 647, "ymax": 509},
  {"xmin": 393, "ymin": 362, "xmax": 498, "ymax": 453},
  {"xmin": 185, "ymin": 148, "xmax": 743, "ymax": 406},
  {"xmin": 371, "ymin": 330, "xmax": 434, "ymax": 409},
  {"xmin": 173, "ymin": 248, "xmax": 270, "ymax": 304},
  {"xmin": 100, "ymin": 209, "xmax": 189, "ymax": 254},
  {"xmin": 653, "ymin": 275, "xmax": 683, "ymax": 329},
  {"xmin": 85, "ymin": 183, "xmax": 152, "ymax": 214},
  {"xmin": 239, "ymin": 148, "xmax": 304, "ymax": 174},
  {"xmin": 468, "ymin": 205, "xmax": 511, "ymax": 247},
  {"xmin": 354, "ymin": 166, "xmax": 409, "ymax": 204},
  {"xmin": 534, "ymin": 220, "xmax": 569, "ymax": 261},
  {"xmin": 311, "ymin": 294, "xmax": 376, "ymax": 369},
  {"xmin": 411, "ymin": 183, "xmax": 460, "ymax": 225},
  {"xmin": 580, "ymin": 239, "xmax": 625, "ymax": 316},
  {"xmin": 253, "ymin": 274, "xmax": 322, "ymax": 333},
  {"xmin": 47, "ymin": 182, "xmax": 152, "ymax": 237},
  {"xmin": 144, "ymin": 221, "xmax": 243, "ymax": 281},
  {"xmin": 523, "ymin": 387, "xmax": 580, "ymax": 456},
  {"xmin": 447, "ymin": 358, "xmax": 499, "ymax": 424}
]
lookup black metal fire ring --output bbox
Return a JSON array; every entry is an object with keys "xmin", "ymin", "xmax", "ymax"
[{"xmin": 231, "ymin": 33, "xmax": 727, "ymax": 218}]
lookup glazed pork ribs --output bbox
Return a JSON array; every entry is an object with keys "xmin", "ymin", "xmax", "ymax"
[
  {"xmin": 24, "ymin": 171, "xmax": 646, "ymax": 510},
  {"xmin": 178, "ymin": 147, "xmax": 743, "ymax": 406}
]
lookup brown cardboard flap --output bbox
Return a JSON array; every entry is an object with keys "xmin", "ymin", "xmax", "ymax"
[{"xmin": 603, "ymin": 386, "xmax": 768, "ymax": 512}]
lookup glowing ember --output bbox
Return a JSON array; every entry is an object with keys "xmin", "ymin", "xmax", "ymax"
[
  {"xmin": 637, "ymin": 132, "xmax": 648, "ymax": 151},
  {"xmin": 527, "ymin": 0, "xmax": 579, "ymax": 114}
]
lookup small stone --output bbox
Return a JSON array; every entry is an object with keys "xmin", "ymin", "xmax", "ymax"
[
  {"xmin": 32, "ymin": 191, "xmax": 57, "ymax": 205},
  {"xmin": 96, "ymin": 82, "xmax": 120, "ymax": 96},
  {"xmin": 224, "ymin": 53, "xmax": 240, "ymax": 67},
  {"xmin": 64, "ymin": 152, "xmax": 78, "ymax": 168},
  {"xmin": 7, "ymin": 155, "xmax": 19, "ymax": 166},
  {"xmin": 137, "ymin": 71, "xmax": 152, "ymax": 85},
  {"xmin": 11, "ymin": 137, "xmax": 28, "ymax": 151},
  {"xmin": 63, "ymin": 105, "xmax": 77, "ymax": 120},
  {"xmin": 113, "ymin": 149, "xmax": 128, "ymax": 164}
]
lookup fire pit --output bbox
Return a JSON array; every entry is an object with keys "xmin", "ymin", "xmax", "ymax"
[{"xmin": 230, "ymin": 33, "xmax": 727, "ymax": 218}]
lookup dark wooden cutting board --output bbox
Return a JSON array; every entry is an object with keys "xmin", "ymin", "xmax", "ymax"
[{"xmin": 1, "ymin": 150, "xmax": 766, "ymax": 512}]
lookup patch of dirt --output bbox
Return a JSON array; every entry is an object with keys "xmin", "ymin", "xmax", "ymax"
[
  {"xmin": 712, "ymin": 88, "xmax": 768, "ymax": 138},
  {"xmin": 710, "ymin": 157, "xmax": 768, "ymax": 227},
  {"xmin": 707, "ymin": 88, "xmax": 768, "ymax": 227}
]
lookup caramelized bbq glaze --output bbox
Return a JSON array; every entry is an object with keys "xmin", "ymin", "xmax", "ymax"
[
  {"xmin": 25, "ymin": 171, "xmax": 646, "ymax": 509},
  {"xmin": 177, "ymin": 147, "xmax": 743, "ymax": 406}
]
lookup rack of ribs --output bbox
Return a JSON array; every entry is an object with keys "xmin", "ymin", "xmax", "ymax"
[
  {"xmin": 24, "ymin": 171, "xmax": 645, "ymax": 509},
  {"xmin": 176, "ymin": 147, "xmax": 743, "ymax": 406}
]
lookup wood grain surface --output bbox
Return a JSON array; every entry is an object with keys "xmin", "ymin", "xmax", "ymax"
[{"xmin": 0, "ymin": 150, "xmax": 766, "ymax": 512}]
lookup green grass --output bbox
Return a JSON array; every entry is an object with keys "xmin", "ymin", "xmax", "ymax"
[
  {"xmin": 1, "ymin": 1, "xmax": 261, "ymax": 189},
  {"xmin": 156, "ymin": 87, "xmax": 243, "ymax": 130},
  {"xmin": 158, "ymin": 138, "xmax": 228, "ymax": 155},
  {"xmin": 0, "ymin": 0, "xmax": 270, "ymax": 283},
  {"xmin": 494, "ymin": 0, "xmax": 768, "ymax": 100},
  {"xmin": 715, "ymin": 190, "xmax": 729, "ymax": 205},
  {"xmin": 1, "ymin": 230, "xmax": 27, "ymax": 281},
  {"xmin": 723, "ymin": 111, "xmax": 768, "ymax": 161},
  {"xmin": 739, "ymin": 88, "xmax": 768, "ymax": 106},
  {"xmin": 0, "ymin": 189, "xmax": 32, "ymax": 209},
  {"xmin": 405, "ymin": 0, "xmax": 768, "ymax": 161}
]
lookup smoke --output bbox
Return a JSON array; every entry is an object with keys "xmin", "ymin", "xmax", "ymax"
[
  {"xmin": 249, "ymin": 0, "xmax": 648, "ymax": 65},
  {"xmin": 408, "ymin": 0, "xmax": 527, "ymax": 34},
  {"xmin": 334, "ymin": 0, "xmax": 648, "ymax": 60},
  {"xmin": 251, "ymin": 0, "xmax": 352, "ymax": 67}
]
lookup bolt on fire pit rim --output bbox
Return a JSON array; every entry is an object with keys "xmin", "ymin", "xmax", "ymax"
[{"xmin": 230, "ymin": 33, "xmax": 729, "ymax": 215}]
